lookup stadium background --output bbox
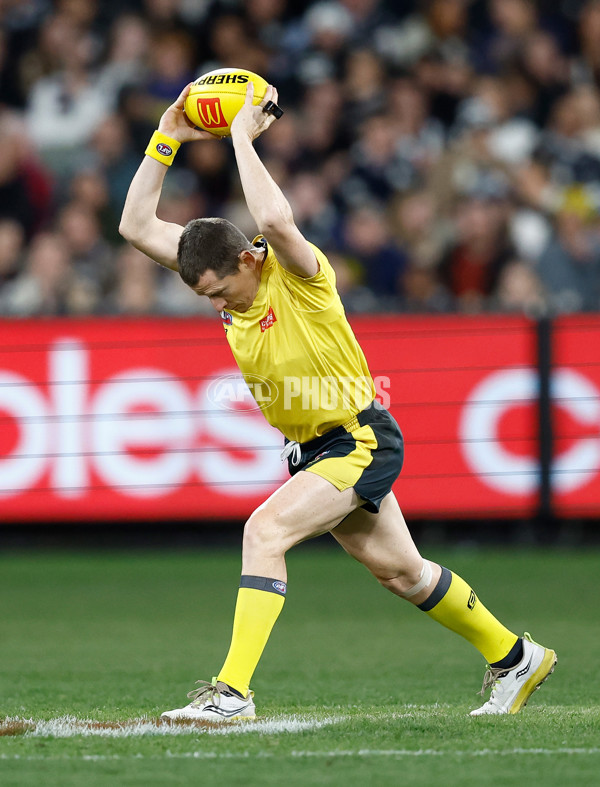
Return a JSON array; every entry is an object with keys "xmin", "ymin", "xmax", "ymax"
[{"xmin": 1, "ymin": 0, "xmax": 600, "ymax": 536}]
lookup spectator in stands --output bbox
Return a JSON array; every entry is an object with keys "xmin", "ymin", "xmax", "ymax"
[
  {"xmin": 401, "ymin": 254, "xmax": 453, "ymax": 313},
  {"xmin": 299, "ymin": 79, "xmax": 347, "ymax": 161},
  {"xmin": 254, "ymin": 108, "xmax": 303, "ymax": 171},
  {"xmin": 323, "ymin": 249, "xmax": 378, "ymax": 312},
  {"xmin": 453, "ymin": 74, "xmax": 539, "ymax": 166},
  {"xmin": 57, "ymin": 202, "xmax": 115, "ymax": 302},
  {"xmin": 105, "ymin": 245, "xmax": 158, "ymax": 315},
  {"xmin": 245, "ymin": 0, "xmax": 288, "ymax": 56},
  {"xmin": 393, "ymin": 186, "xmax": 453, "ymax": 314},
  {"xmin": 0, "ymin": 219, "xmax": 25, "ymax": 293},
  {"xmin": 98, "ymin": 14, "xmax": 151, "ymax": 105},
  {"xmin": 536, "ymin": 188, "xmax": 600, "ymax": 312},
  {"xmin": 54, "ymin": 0, "xmax": 98, "ymax": 30},
  {"xmin": 0, "ymin": 0, "xmax": 598, "ymax": 317},
  {"xmin": 0, "ymin": 111, "xmax": 53, "ymax": 238},
  {"xmin": 88, "ymin": 114, "xmax": 142, "ymax": 216},
  {"xmin": 1, "ymin": 231, "xmax": 92, "ymax": 315},
  {"xmin": 391, "ymin": 188, "xmax": 450, "ymax": 273},
  {"xmin": 413, "ymin": 45, "xmax": 474, "ymax": 131},
  {"xmin": 0, "ymin": 0, "xmax": 48, "ymax": 109},
  {"xmin": 537, "ymin": 88, "xmax": 600, "ymax": 186},
  {"xmin": 184, "ymin": 138, "xmax": 233, "ymax": 214},
  {"xmin": 389, "ymin": 76, "xmax": 445, "ymax": 184},
  {"xmin": 341, "ymin": 48, "xmax": 387, "ymax": 133},
  {"xmin": 439, "ymin": 186, "xmax": 514, "ymax": 312},
  {"xmin": 287, "ymin": 171, "xmax": 339, "ymax": 250},
  {"xmin": 141, "ymin": 0, "xmax": 187, "ymax": 29},
  {"xmin": 145, "ymin": 30, "xmax": 196, "ymax": 119},
  {"xmin": 492, "ymin": 257, "xmax": 546, "ymax": 314},
  {"xmin": 204, "ymin": 13, "xmax": 267, "ymax": 76},
  {"xmin": 571, "ymin": 0, "xmax": 600, "ymax": 86},
  {"xmin": 342, "ymin": 204, "xmax": 407, "ymax": 301},
  {"xmin": 25, "ymin": 12, "xmax": 111, "ymax": 178},
  {"xmin": 573, "ymin": 85, "xmax": 600, "ymax": 157},
  {"xmin": 68, "ymin": 169, "xmax": 121, "ymax": 245},
  {"xmin": 475, "ymin": 0, "xmax": 540, "ymax": 75},
  {"xmin": 339, "ymin": 113, "xmax": 411, "ymax": 208},
  {"xmin": 389, "ymin": 0, "xmax": 471, "ymax": 69},
  {"xmin": 518, "ymin": 30, "xmax": 569, "ymax": 128},
  {"xmin": 338, "ymin": 0, "xmax": 399, "ymax": 46},
  {"xmin": 293, "ymin": 2, "xmax": 354, "ymax": 88}
]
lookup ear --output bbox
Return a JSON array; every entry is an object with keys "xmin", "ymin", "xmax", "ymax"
[{"xmin": 239, "ymin": 249, "xmax": 261, "ymax": 271}]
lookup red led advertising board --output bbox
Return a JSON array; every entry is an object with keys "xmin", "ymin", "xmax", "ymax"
[
  {"xmin": 0, "ymin": 315, "xmax": 598, "ymax": 521},
  {"xmin": 551, "ymin": 316, "xmax": 600, "ymax": 518}
]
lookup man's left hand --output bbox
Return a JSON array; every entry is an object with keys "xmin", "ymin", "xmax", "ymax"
[{"xmin": 231, "ymin": 83, "xmax": 281, "ymax": 142}]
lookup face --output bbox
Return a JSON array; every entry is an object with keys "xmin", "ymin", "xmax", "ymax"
[{"xmin": 191, "ymin": 252, "xmax": 263, "ymax": 313}]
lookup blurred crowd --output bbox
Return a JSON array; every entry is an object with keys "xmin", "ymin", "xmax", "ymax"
[{"xmin": 2, "ymin": 0, "xmax": 600, "ymax": 316}]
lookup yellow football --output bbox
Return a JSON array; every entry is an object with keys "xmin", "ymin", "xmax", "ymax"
[{"xmin": 184, "ymin": 68, "xmax": 269, "ymax": 137}]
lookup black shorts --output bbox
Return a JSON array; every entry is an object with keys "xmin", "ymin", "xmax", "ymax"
[{"xmin": 285, "ymin": 402, "xmax": 404, "ymax": 513}]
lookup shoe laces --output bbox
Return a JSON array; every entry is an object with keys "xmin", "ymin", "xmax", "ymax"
[
  {"xmin": 186, "ymin": 679, "xmax": 229, "ymax": 708},
  {"xmin": 479, "ymin": 635, "xmax": 530, "ymax": 697},
  {"xmin": 479, "ymin": 665, "xmax": 509, "ymax": 697}
]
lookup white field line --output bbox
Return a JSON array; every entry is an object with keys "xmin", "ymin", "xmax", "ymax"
[
  {"xmin": 1, "ymin": 748, "xmax": 600, "ymax": 762},
  {"xmin": 0, "ymin": 706, "xmax": 596, "ymax": 740},
  {"xmin": 0, "ymin": 714, "xmax": 348, "ymax": 738},
  {"xmin": 288, "ymin": 748, "xmax": 600, "ymax": 757}
]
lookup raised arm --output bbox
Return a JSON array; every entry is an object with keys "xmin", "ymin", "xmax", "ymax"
[
  {"xmin": 119, "ymin": 84, "xmax": 216, "ymax": 271},
  {"xmin": 230, "ymin": 84, "xmax": 319, "ymax": 278}
]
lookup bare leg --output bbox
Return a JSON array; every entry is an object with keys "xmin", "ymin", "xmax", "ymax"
[
  {"xmin": 241, "ymin": 470, "xmax": 363, "ymax": 579},
  {"xmin": 332, "ymin": 492, "xmax": 520, "ymax": 668},
  {"xmin": 331, "ymin": 492, "xmax": 441, "ymax": 606},
  {"xmin": 216, "ymin": 471, "xmax": 364, "ymax": 695}
]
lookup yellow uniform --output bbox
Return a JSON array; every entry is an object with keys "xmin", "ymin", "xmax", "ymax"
[
  {"xmin": 224, "ymin": 238, "xmax": 376, "ymax": 443},
  {"xmin": 221, "ymin": 237, "xmax": 403, "ymax": 513},
  {"xmin": 216, "ymin": 245, "xmax": 524, "ymax": 706}
]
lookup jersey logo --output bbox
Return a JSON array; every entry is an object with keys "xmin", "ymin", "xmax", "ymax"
[
  {"xmin": 196, "ymin": 97, "xmax": 228, "ymax": 128},
  {"xmin": 259, "ymin": 306, "xmax": 277, "ymax": 332},
  {"xmin": 220, "ymin": 310, "xmax": 233, "ymax": 325}
]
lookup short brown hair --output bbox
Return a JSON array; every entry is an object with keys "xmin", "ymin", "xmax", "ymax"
[{"xmin": 177, "ymin": 218, "xmax": 254, "ymax": 286}]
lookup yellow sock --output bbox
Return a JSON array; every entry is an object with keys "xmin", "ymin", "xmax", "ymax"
[
  {"xmin": 217, "ymin": 576, "xmax": 286, "ymax": 697},
  {"xmin": 418, "ymin": 567, "xmax": 518, "ymax": 664}
]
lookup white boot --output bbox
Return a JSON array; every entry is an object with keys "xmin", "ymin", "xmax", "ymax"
[
  {"xmin": 470, "ymin": 633, "xmax": 557, "ymax": 716},
  {"xmin": 161, "ymin": 679, "xmax": 256, "ymax": 722}
]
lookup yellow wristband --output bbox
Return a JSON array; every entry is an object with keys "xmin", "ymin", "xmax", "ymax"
[{"xmin": 144, "ymin": 131, "xmax": 181, "ymax": 166}]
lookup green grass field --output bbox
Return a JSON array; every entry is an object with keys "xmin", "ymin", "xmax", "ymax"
[{"xmin": 1, "ymin": 542, "xmax": 598, "ymax": 786}]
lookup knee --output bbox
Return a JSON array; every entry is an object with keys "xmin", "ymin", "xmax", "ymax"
[
  {"xmin": 242, "ymin": 509, "xmax": 288, "ymax": 559},
  {"xmin": 374, "ymin": 560, "xmax": 428, "ymax": 597}
]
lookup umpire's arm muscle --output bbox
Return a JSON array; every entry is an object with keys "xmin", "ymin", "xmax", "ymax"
[
  {"xmin": 231, "ymin": 134, "xmax": 318, "ymax": 278},
  {"xmin": 119, "ymin": 156, "xmax": 183, "ymax": 272}
]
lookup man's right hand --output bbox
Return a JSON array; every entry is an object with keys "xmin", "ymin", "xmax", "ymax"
[
  {"xmin": 158, "ymin": 83, "xmax": 220, "ymax": 144},
  {"xmin": 120, "ymin": 84, "xmax": 220, "ymax": 271}
]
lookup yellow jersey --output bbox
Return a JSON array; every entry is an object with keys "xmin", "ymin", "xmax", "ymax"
[{"xmin": 222, "ymin": 237, "xmax": 376, "ymax": 443}]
